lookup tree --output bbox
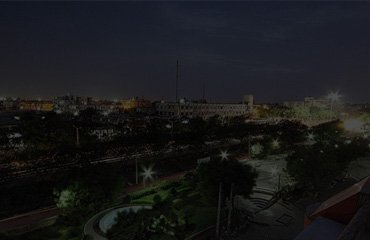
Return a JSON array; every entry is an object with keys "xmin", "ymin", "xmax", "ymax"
[
  {"xmin": 54, "ymin": 164, "xmax": 125, "ymax": 223},
  {"xmin": 286, "ymin": 138, "xmax": 369, "ymax": 192},
  {"xmin": 197, "ymin": 158, "xmax": 258, "ymax": 204},
  {"xmin": 250, "ymin": 143, "xmax": 264, "ymax": 158},
  {"xmin": 189, "ymin": 117, "xmax": 207, "ymax": 142}
]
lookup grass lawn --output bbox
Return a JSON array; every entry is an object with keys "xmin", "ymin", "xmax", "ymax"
[
  {"xmin": 131, "ymin": 190, "xmax": 170, "ymax": 204},
  {"xmin": 128, "ymin": 180, "xmax": 217, "ymax": 236}
]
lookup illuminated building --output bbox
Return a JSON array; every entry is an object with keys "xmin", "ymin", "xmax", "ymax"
[
  {"xmin": 120, "ymin": 97, "xmax": 152, "ymax": 112},
  {"xmin": 155, "ymin": 95, "xmax": 253, "ymax": 119},
  {"xmin": 19, "ymin": 101, "xmax": 54, "ymax": 112}
]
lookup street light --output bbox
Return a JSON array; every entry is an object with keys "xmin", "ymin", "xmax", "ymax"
[
  {"xmin": 270, "ymin": 165, "xmax": 279, "ymax": 178},
  {"xmin": 73, "ymin": 125, "xmax": 80, "ymax": 147},
  {"xmin": 270, "ymin": 165, "xmax": 281, "ymax": 191},
  {"xmin": 216, "ymin": 148, "xmax": 229, "ymax": 238},
  {"xmin": 307, "ymin": 132, "xmax": 315, "ymax": 141},
  {"xmin": 219, "ymin": 150, "xmax": 229, "ymax": 161},
  {"xmin": 327, "ymin": 91, "xmax": 341, "ymax": 120},
  {"xmin": 272, "ymin": 139, "xmax": 280, "ymax": 149},
  {"xmin": 140, "ymin": 165, "xmax": 156, "ymax": 187}
]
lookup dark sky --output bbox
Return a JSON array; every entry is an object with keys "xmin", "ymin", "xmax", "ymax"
[{"xmin": 1, "ymin": 2, "xmax": 370, "ymax": 103}]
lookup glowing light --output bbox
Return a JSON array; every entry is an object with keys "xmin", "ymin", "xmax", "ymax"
[
  {"xmin": 327, "ymin": 91, "xmax": 341, "ymax": 102},
  {"xmin": 14, "ymin": 116, "xmax": 20, "ymax": 120},
  {"xmin": 272, "ymin": 139, "xmax": 280, "ymax": 149},
  {"xmin": 307, "ymin": 133, "xmax": 315, "ymax": 141},
  {"xmin": 270, "ymin": 165, "xmax": 279, "ymax": 178},
  {"xmin": 165, "ymin": 124, "xmax": 172, "ymax": 129},
  {"xmin": 219, "ymin": 150, "xmax": 229, "ymax": 160},
  {"xmin": 140, "ymin": 165, "xmax": 156, "ymax": 182},
  {"xmin": 343, "ymin": 119, "xmax": 365, "ymax": 133},
  {"xmin": 73, "ymin": 111, "xmax": 79, "ymax": 116}
]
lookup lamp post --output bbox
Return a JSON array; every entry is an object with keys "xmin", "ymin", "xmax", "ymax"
[
  {"xmin": 248, "ymin": 135, "xmax": 251, "ymax": 159},
  {"xmin": 216, "ymin": 149, "xmax": 229, "ymax": 239},
  {"xmin": 73, "ymin": 125, "xmax": 80, "ymax": 147},
  {"xmin": 135, "ymin": 158, "xmax": 138, "ymax": 184},
  {"xmin": 227, "ymin": 183, "xmax": 234, "ymax": 233},
  {"xmin": 327, "ymin": 91, "xmax": 341, "ymax": 120},
  {"xmin": 140, "ymin": 165, "xmax": 155, "ymax": 187},
  {"xmin": 215, "ymin": 182, "xmax": 223, "ymax": 239},
  {"xmin": 272, "ymin": 138, "xmax": 280, "ymax": 150}
]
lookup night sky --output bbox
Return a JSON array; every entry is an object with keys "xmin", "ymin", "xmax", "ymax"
[{"xmin": 1, "ymin": 2, "xmax": 370, "ymax": 103}]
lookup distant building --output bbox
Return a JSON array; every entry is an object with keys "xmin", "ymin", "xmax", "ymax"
[
  {"xmin": 284, "ymin": 97, "xmax": 330, "ymax": 109},
  {"xmin": 0, "ymin": 97, "xmax": 19, "ymax": 112},
  {"xmin": 155, "ymin": 95, "xmax": 253, "ymax": 119},
  {"xmin": 53, "ymin": 95, "xmax": 81, "ymax": 113},
  {"xmin": 19, "ymin": 100, "xmax": 54, "ymax": 112},
  {"xmin": 304, "ymin": 97, "xmax": 330, "ymax": 109},
  {"xmin": 284, "ymin": 101, "xmax": 305, "ymax": 108},
  {"xmin": 120, "ymin": 97, "xmax": 152, "ymax": 113},
  {"xmin": 243, "ymin": 94, "xmax": 254, "ymax": 109},
  {"xmin": 90, "ymin": 128, "xmax": 117, "ymax": 142}
]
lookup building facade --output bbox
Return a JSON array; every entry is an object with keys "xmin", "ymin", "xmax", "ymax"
[
  {"xmin": 19, "ymin": 101, "xmax": 54, "ymax": 112},
  {"xmin": 304, "ymin": 97, "xmax": 330, "ymax": 109},
  {"xmin": 155, "ymin": 95, "xmax": 253, "ymax": 119},
  {"xmin": 120, "ymin": 97, "xmax": 152, "ymax": 112}
]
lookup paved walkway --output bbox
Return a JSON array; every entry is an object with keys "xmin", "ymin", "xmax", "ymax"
[{"xmin": 236, "ymin": 200, "xmax": 304, "ymax": 240}]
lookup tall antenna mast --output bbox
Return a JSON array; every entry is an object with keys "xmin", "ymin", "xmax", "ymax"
[
  {"xmin": 202, "ymin": 81, "xmax": 206, "ymax": 101},
  {"xmin": 176, "ymin": 60, "xmax": 179, "ymax": 102}
]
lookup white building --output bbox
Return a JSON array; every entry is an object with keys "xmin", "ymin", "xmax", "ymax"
[
  {"xmin": 284, "ymin": 97, "xmax": 330, "ymax": 109},
  {"xmin": 90, "ymin": 128, "xmax": 117, "ymax": 142},
  {"xmin": 155, "ymin": 95, "xmax": 253, "ymax": 119},
  {"xmin": 304, "ymin": 97, "xmax": 330, "ymax": 109}
]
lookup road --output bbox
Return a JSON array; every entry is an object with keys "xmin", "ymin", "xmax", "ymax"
[
  {"xmin": 0, "ymin": 140, "xmax": 238, "ymax": 184},
  {"xmin": 0, "ymin": 149, "xmax": 188, "ymax": 184},
  {"xmin": 0, "ymin": 206, "xmax": 61, "ymax": 233}
]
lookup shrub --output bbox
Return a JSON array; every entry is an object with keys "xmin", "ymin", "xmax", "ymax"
[{"xmin": 153, "ymin": 194, "xmax": 162, "ymax": 205}]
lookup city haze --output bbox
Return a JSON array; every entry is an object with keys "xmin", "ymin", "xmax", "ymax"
[{"xmin": 1, "ymin": 2, "xmax": 370, "ymax": 102}]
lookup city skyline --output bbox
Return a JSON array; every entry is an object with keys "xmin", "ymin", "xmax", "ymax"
[{"xmin": 1, "ymin": 2, "xmax": 370, "ymax": 102}]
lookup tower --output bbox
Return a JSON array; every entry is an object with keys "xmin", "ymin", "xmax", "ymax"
[
  {"xmin": 176, "ymin": 60, "xmax": 179, "ymax": 102},
  {"xmin": 202, "ymin": 81, "xmax": 206, "ymax": 101}
]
